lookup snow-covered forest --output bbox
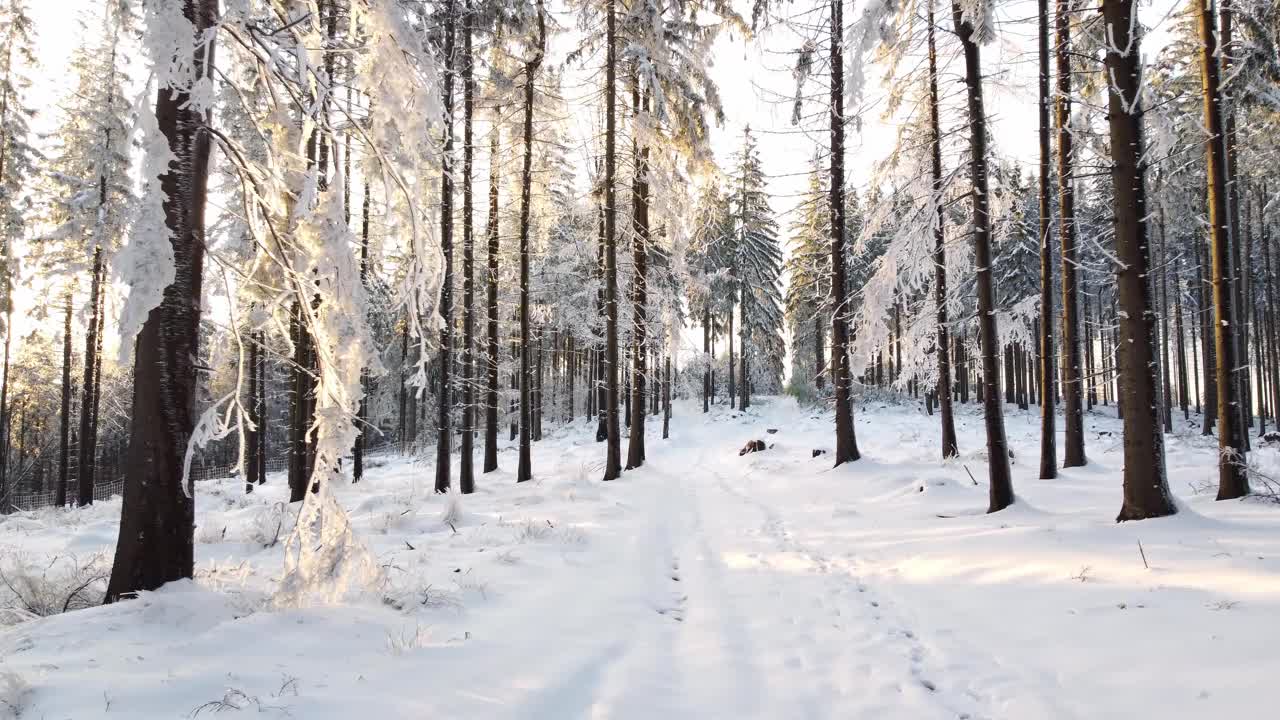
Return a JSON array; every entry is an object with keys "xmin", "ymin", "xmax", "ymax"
[{"xmin": 0, "ymin": 0, "xmax": 1278, "ymax": 716}]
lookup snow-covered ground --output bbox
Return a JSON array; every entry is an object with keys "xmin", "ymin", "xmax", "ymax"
[{"xmin": 2, "ymin": 397, "xmax": 1278, "ymax": 719}]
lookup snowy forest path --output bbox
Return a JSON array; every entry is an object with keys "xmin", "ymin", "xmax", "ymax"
[{"xmin": 558, "ymin": 404, "xmax": 1002, "ymax": 720}]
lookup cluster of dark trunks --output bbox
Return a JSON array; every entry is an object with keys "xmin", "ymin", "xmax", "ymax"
[{"xmin": 16, "ymin": 0, "xmax": 1252, "ymax": 604}]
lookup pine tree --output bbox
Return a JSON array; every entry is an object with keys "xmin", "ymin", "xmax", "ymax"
[
  {"xmin": 784, "ymin": 157, "xmax": 830, "ymax": 394},
  {"xmin": 0, "ymin": 0, "xmax": 38, "ymax": 506},
  {"xmin": 727, "ymin": 127, "xmax": 784, "ymax": 409}
]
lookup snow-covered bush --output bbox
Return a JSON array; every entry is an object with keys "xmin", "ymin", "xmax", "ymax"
[
  {"xmin": 0, "ymin": 552, "xmax": 109, "ymax": 625},
  {"xmin": 0, "ymin": 671, "xmax": 31, "ymax": 720}
]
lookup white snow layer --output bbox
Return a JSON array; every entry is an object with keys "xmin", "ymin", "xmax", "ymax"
[{"xmin": 1, "ymin": 397, "xmax": 1278, "ymax": 718}]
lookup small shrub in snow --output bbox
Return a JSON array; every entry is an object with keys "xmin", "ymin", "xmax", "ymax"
[
  {"xmin": 190, "ymin": 688, "xmax": 287, "ymax": 717},
  {"xmin": 557, "ymin": 526, "xmax": 588, "ymax": 547},
  {"xmin": 512, "ymin": 519, "xmax": 553, "ymax": 543},
  {"xmin": 385, "ymin": 624, "xmax": 431, "ymax": 655},
  {"xmin": 380, "ymin": 572, "xmax": 463, "ymax": 612},
  {"xmin": 440, "ymin": 494, "xmax": 464, "ymax": 529},
  {"xmin": 248, "ymin": 502, "xmax": 294, "ymax": 548},
  {"xmin": 195, "ymin": 522, "xmax": 226, "ymax": 544},
  {"xmin": 453, "ymin": 570, "xmax": 489, "ymax": 600},
  {"xmin": 0, "ymin": 552, "xmax": 109, "ymax": 625},
  {"xmin": 0, "ymin": 671, "xmax": 30, "ymax": 720}
]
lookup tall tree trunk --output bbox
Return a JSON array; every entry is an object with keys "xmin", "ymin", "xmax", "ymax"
[
  {"xmin": 740, "ymin": 286, "xmax": 750, "ymax": 411},
  {"xmin": 1175, "ymin": 256, "xmax": 1189, "ymax": 419},
  {"xmin": 1056, "ymin": 0, "xmax": 1085, "ymax": 467},
  {"xmin": 626, "ymin": 84, "xmax": 649, "ymax": 470},
  {"xmin": 354, "ymin": 174, "xmax": 371, "ymax": 482},
  {"xmin": 663, "ymin": 353, "xmax": 671, "ymax": 439},
  {"xmin": 1158, "ymin": 211, "xmax": 1173, "ymax": 432},
  {"xmin": 246, "ymin": 321, "xmax": 260, "ymax": 493},
  {"xmin": 105, "ymin": 0, "xmax": 215, "ymax": 602},
  {"xmin": 601, "ymin": 0, "xmax": 622, "ymax": 480},
  {"xmin": 57, "ymin": 292, "xmax": 73, "ymax": 508},
  {"xmin": 1104, "ymin": 0, "xmax": 1177, "ymax": 520},
  {"xmin": 703, "ymin": 306, "xmax": 711, "ymax": 412},
  {"xmin": 76, "ymin": 250, "xmax": 104, "ymax": 505},
  {"xmin": 1221, "ymin": 0, "xmax": 1249, "ymax": 446},
  {"xmin": 814, "ymin": 311, "xmax": 825, "ymax": 390},
  {"xmin": 594, "ymin": 203, "xmax": 608, "ymax": 439},
  {"xmin": 0, "ymin": 306, "xmax": 10, "ymax": 505},
  {"xmin": 830, "ymin": 0, "xmax": 860, "ymax": 465},
  {"xmin": 1036, "ymin": 0, "xmax": 1057, "ymax": 476},
  {"xmin": 728, "ymin": 308, "xmax": 735, "ymax": 408},
  {"xmin": 1196, "ymin": 0, "xmax": 1249, "ymax": 499},
  {"xmin": 927, "ymin": 1, "xmax": 958, "ymax": 459},
  {"xmin": 1198, "ymin": 236, "xmax": 1216, "ymax": 432},
  {"xmin": 459, "ymin": 0, "xmax": 476, "ymax": 493},
  {"xmin": 484, "ymin": 107, "xmax": 501, "ymax": 472},
  {"xmin": 1263, "ymin": 187, "xmax": 1280, "ymax": 430},
  {"xmin": 953, "ymin": 2, "xmax": 1013, "ymax": 512},
  {"xmin": 517, "ymin": 3, "xmax": 546, "ymax": 482},
  {"xmin": 434, "ymin": 0, "xmax": 457, "ymax": 494}
]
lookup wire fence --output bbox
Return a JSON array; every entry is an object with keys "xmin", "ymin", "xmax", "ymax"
[{"xmin": 2, "ymin": 441, "xmax": 400, "ymax": 515}]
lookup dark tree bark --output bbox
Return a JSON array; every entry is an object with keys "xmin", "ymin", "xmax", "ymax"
[
  {"xmin": 104, "ymin": 0, "xmax": 215, "ymax": 602},
  {"xmin": 1221, "ymin": 0, "xmax": 1249, "ymax": 445},
  {"xmin": 728, "ymin": 308, "xmax": 735, "ymax": 408},
  {"xmin": 703, "ymin": 306, "xmax": 711, "ymax": 413},
  {"xmin": 354, "ymin": 174, "xmax": 371, "ymax": 482},
  {"xmin": 434, "ymin": 0, "xmax": 457, "ymax": 494},
  {"xmin": 1104, "ymin": 0, "xmax": 1177, "ymax": 520},
  {"xmin": 1198, "ymin": 236, "xmax": 1216, "ymax": 433},
  {"xmin": 459, "ymin": 0, "xmax": 476, "ymax": 494},
  {"xmin": 601, "ymin": 0, "xmax": 622, "ymax": 480},
  {"xmin": 76, "ymin": 250, "xmax": 104, "ymax": 505},
  {"xmin": 1196, "ymin": 0, "xmax": 1249, "ymax": 499},
  {"xmin": 814, "ymin": 311, "xmax": 825, "ymax": 390},
  {"xmin": 663, "ymin": 354, "xmax": 671, "ymax": 439},
  {"xmin": 1036, "ymin": 0, "xmax": 1057, "ymax": 477},
  {"xmin": 57, "ymin": 293, "xmax": 73, "ymax": 507},
  {"xmin": 953, "ymin": 1, "xmax": 1013, "ymax": 512},
  {"xmin": 0, "ymin": 306, "xmax": 9, "ymax": 504},
  {"xmin": 626, "ymin": 84, "xmax": 649, "ymax": 470},
  {"xmin": 830, "ymin": 0, "xmax": 860, "ymax": 465},
  {"xmin": 1158, "ymin": 211, "xmax": 1173, "ymax": 432},
  {"xmin": 927, "ymin": 1, "xmax": 958, "ymax": 459},
  {"xmin": 246, "ymin": 323, "xmax": 260, "ymax": 493},
  {"xmin": 595, "ymin": 201, "xmax": 608, "ymax": 439},
  {"xmin": 517, "ymin": 2, "xmax": 546, "ymax": 482},
  {"xmin": 1175, "ymin": 255, "xmax": 1189, "ymax": 419},
  {"xmin": 484, "ymin": 106, "xmax": 501, "ymax": 473},
  {"xmin": 1056, "ymin": 0, "xmax": 1085, "ymax": 468},
  {"xmin": 739, "ymin": 285, "xmax": 750, "ymax": 410}
]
